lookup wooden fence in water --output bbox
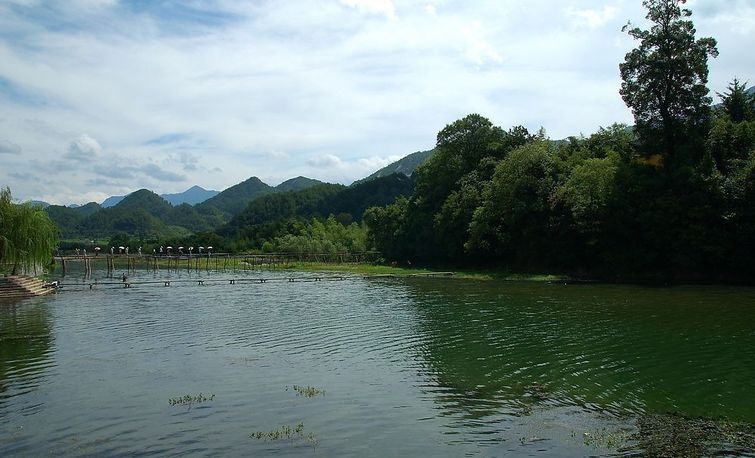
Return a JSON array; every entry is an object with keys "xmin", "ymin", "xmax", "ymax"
[{"xmin": 55, "ymin": 251, "xmax": 383, "ymax": 277}]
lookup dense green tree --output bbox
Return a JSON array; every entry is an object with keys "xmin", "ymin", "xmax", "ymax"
[
  {"xmin": 363, "ymin": 196, "xmax": 409, "ymax": 261},
  {"xmin": 405, "ymin": 114, "xmax": 533, "ymax": 261},
  {"xmin": 0, "ymin": 187, "xmax": 58, "ymax": 275},
  {"xmin": 467, "ymin": 141, "xmax": 557, "ymax": 267},
  {"xmin": 268, "ymin": 215, "xmax": 367, "ymax": 256},
  {"xmin": 707, "ymin": 79, "xmax": 755, "ymax": 175},
  {"xmin": 620, "ymin": 0, "xmax": 718, "ymax": 160},
  {"xmin": 716, "ymin": 78, "xmax": 755, "ymax": 123},
  {"xmin": 554, "ymin": 154, "xmax": 620, "ymax": 235},
  {"xmin": 707, "ymin": 117, "xmax": 755, "ymax": 174}
]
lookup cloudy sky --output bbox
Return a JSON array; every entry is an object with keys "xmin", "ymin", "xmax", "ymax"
[{"xmin": 1, "ymin": 0, "xmax": 753, "ymax": 205}]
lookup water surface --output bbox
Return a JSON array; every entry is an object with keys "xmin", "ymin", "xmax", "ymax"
[{"xmin": 1, "ymin": 268, "xmax": 754, "ymax": 456}]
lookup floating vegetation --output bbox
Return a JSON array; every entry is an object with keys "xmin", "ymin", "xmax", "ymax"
[
  {"xmin": 582, "ymin": 428, "xmax": 631, "ymax": 449},
  {"xmin": 630, "ymin": 413, "xmax": 755, "ymax": 457},
  {"xmin": 168, "ymin": 393, "xmax": 215, "ymax": 409},
  {"xmin": 286, "ymin": 385, "xmax": 325, "ymax": 397},
  {"xmin": 250, "ymin": 422, "xmax": 318, "ymax": 447}
]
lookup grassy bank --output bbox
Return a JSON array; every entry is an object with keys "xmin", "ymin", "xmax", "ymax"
[
  {"xmin": 280, "ymin": 261, "xmax": 572, "ymax": 282},
  {"xmin": 51, "ymin": 255, "xmax": 572, "ymax": 282}
]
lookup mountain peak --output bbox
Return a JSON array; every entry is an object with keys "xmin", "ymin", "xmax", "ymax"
[
  {"xmin": 275, "ymin": 176, "xmax": 324, "ymax": 192},
  {"xmin": 161, "ymin": 185, "xmax": 218, "ymax": 206}
]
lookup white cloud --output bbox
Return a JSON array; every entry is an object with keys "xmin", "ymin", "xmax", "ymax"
[
  {"xmin": 566, "ymin": 5, "xmax": 619, "ymax": 28},
  {"xmin": 357, "ymin": 155, "xmax": 403, "ymax": 170},
  {"xmin": 340, "ymin": 0, "xmax": 397, "ymax": 19},
  {"xmin": 0, "ymin": 0, "xmax": 751, "ymax": 204},
  {"xmin": 307, "ymin": 153, "xmax": 345, "ymax": 168},
  {"xmin": 460, "ymin": 22, "xmax": 504, "ymax": 66},
  {"xmin": 66, "ymin": 134, "xmax": 102, "ymax": 161}
]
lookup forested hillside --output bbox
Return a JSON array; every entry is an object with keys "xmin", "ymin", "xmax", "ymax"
[
  {"xmin": 363, "ymin": 3, "xmax": 755, "ymax": 282},
  {"xmin": 219, "ymin": 173, "xmax": 414, "ymax": 252},
  {"xmin": 44, "ymin": 171, "xmax": 415, "ymax": 255}
]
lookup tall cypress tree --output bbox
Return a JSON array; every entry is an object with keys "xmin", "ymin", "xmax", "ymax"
[{"xmin": 620, "ymin": 0, "xmax": 718, "ymax": 161}]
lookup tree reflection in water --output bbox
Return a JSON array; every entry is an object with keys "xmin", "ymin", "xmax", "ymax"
[{"xmin": 0, "ymin": 298, "xmax": 55, "ymax": 408}]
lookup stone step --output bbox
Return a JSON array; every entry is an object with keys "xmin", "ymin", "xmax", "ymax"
[{"xmin": 0, "ymin": 275, "xmax": 56, "ymax": 299}]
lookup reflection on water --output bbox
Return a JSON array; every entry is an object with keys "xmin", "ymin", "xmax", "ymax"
[
  {"xmin": 405, "ymin": 280, "xmax": 755, "ymax": 422},
  {"xmin": 0, "ymin": 299, "xmax": 55, "ymax": 412},
  {"xmin": 0, "ymin": 270, "xmax": 753, "ymax": 456}
]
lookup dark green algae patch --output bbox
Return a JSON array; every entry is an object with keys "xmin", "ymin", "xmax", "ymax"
[
  {"xmin": 577, "ymin": 413, "xmax": 755, "ymax": 457},
  {"xmin": 621, "ymin": 413, "xmax": 755, "ymax": 457}
]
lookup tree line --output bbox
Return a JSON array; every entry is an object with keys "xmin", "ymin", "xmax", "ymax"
[{"xmin": 364, "ymin": 0, "xmax": 755, "ymax": 282}]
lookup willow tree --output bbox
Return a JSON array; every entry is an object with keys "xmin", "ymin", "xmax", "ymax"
[
  {"xmin": 0, "ymin": 187, "xmax": 58, "ymax": 275},
  {"xmin": 620, "ymin": 0, "xmax": 718, "ymax": 160}
]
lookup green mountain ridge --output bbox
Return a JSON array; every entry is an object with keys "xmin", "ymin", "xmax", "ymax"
[
  {"xmin": 220, "ymin": 173, "xmax": 415, "ymax": 249},
  {"xmin": 275, "ymin": 176, "xmax": 325, "ymax": 192},
  {"xmin": 43, "ymin": 149, "xmax": 431, "ymax": 247},
  {"xmin": 354, "ymin": 149, "xmax": 434, "ymax": 184}
]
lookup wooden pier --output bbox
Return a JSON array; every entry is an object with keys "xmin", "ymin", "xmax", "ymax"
[{"xmin": 57, "ymin": 271, "xmax": 455, "ymax": 292}]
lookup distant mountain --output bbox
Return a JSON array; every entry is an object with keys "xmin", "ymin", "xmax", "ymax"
[
  {"xmin": 748, "ymin": 86, "xmax": 755, "ymax": 95},
  {"xmin": 101, "ymin": 185, "xmax": 218, "ymax": 208},
  {"xmin": 222, "ymin": 173, "xmax": 415, "ymax": 244},
  {"xmin": 161, "ymin": 185, "xmax": 219, "ymax": 206},
  {"xmin": 101, "ymin": 195, "xmax": 125, "ymax": 208},
  {"xmin": 275, "ymin": 176, "xmax": 324, "ymax": 192},
  {"xmin": 355, "ymin": 149, "xmax": 434, "ymax": 184},
  {"xmin": 113, "ymin": 189, "xmax": 173, "ymax": 219},
  {"xmin": 196, "ymin": 176, "xmax": 274, "ymax": 216},
  {"xmin": 74, "ymin": 202, "xmax": 102, "ymax": 216},
  {"xmin": 27, "ymin": 200, "xmax": 50, "ymax": 208}
]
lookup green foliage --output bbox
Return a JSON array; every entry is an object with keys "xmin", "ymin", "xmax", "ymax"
[
  {"xmin": 716, "ymin": 78, "xmax": 755, "ymax": 123},
  {"xmin": 620, "ymin": 0, "xmax": 718, "ymax": 159},
  {"xmin": 554, "ymin": 154, "xmax": 620, "ymax": 234},
  {"xmin": 399, "ymin": 114, "xmax": 534, "ymax": 261},
  {"xmin": 0, "ymin": 187, "xmax": 58, "ymax": 275},
  {"xmin": 467, "ymin": 141, "xmax": 557, "ymax": 266},
  {"xmin": 363, "ymin": 196, "xmax": 408, "ymax": 260},
  {"xmin": 707, "ymin": 117, "xmax": 755, "ymax": 174},
  {"xmin": 267, "ymin": 216, "xmax": 367, "ymax": 255}
]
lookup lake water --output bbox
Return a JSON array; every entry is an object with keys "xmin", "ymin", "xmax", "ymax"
[{"xmin": 1, "ymin": 268, "xmax": 754, "ymax": 456}]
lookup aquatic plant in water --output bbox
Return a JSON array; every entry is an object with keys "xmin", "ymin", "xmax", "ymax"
[
  {"xmin": 168, "ymin": 393, "xmax": 215, "ymax": 409},
  {"xmin": 286, "ymin": 385, "xmax": 325, "ymax": 397},
  {"xmin": 250, "ymin": 422, "xmax": 318, "ymax": 447}
]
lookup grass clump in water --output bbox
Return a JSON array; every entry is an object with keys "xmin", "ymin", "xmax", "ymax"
[
  {"xmin": 286, "ymin": 385, "xmax": 325, "ymax": 397},
  {"xmin": 168, "ymin": 393, "xmax": 215, "ymax": 409},
  {"xmin": 250, "ymin": 422, "xmax": 318, "ymax": 447}
]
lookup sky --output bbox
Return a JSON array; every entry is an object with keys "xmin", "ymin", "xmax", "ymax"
[{"xmin": 0, "ymin": 0, "xmax": 753, "ymax": 205}]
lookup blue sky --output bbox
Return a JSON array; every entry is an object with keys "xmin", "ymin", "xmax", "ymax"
[{"xmin": 1, "ymin": 0, "xmax": 753, "ymax": 205}]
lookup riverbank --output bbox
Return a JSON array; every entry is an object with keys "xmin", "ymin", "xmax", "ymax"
[{"xmin": 280, "ymin": 261, "xmax": 572, "ymax": 282}]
